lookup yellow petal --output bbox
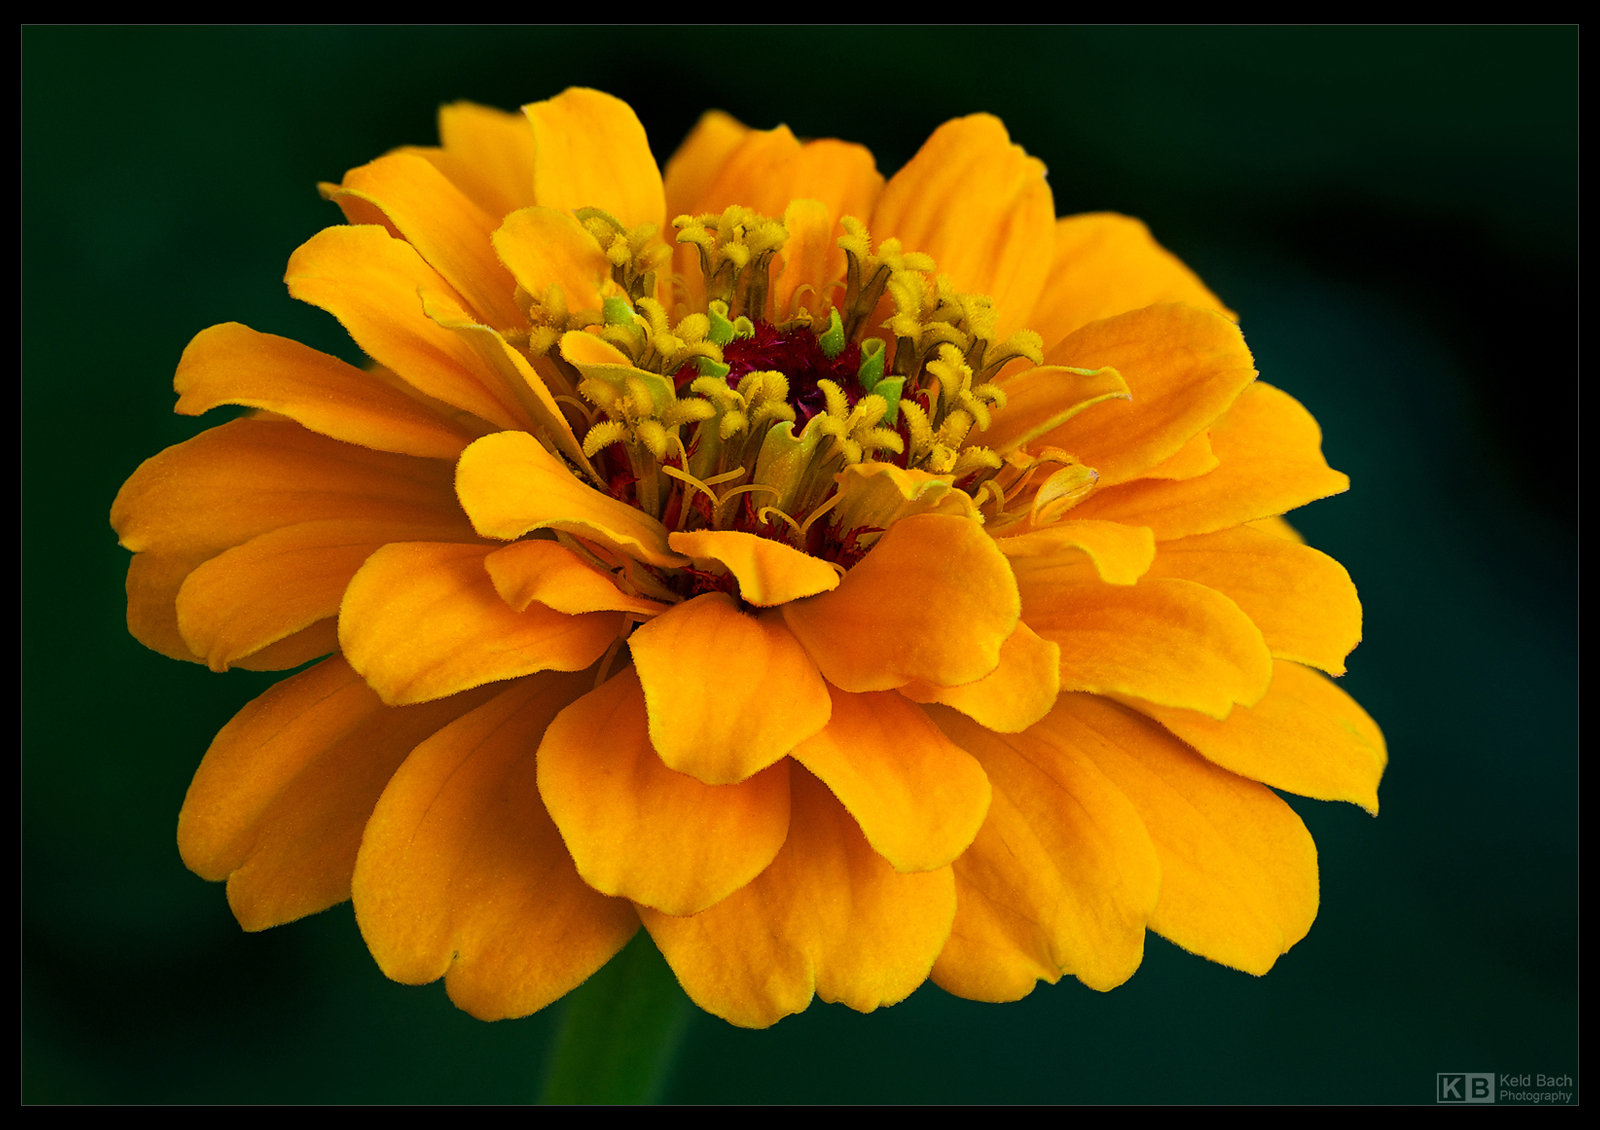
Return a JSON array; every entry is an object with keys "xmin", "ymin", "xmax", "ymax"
[
  {"xmin": 997, "ymin": 519, "xmax": 1157, "ymax": 586},
  {"xmin": 455, "ymin": 430, "xmax": 687, "ymax": 569},
  {"xmin": 667, "ymin": 528, "xmax": 840, "ymax": 606},
  {"xmin": 872, "ymin": 114, "xmax": 1054, "ymax": 341},
  {"xmin": 898, "ymin": 621, "xmax": 1061, "ymax": 734},
  {"xmin": 1072, "ymin": 382, "xmax": 1350, "ymax": 540},
  {"xmin": 178, "ymin": 517, "xmax": 484, "ymax": 672},
  {"xmin": 1015, "ymin": 555, "xmax": 1273, "ymax": 718},
  {"xmin": 484, "ymin": 539, "xmax": 666, "ymax": 616},
  {"xmin": 1031, "ymin": 214, "xmax": 1233, "ymax": 355},
  {"xmin": 790, "ymin": 687, "xmax": 990, "ymax": 873},
  {"xmin": 781, "ymin": 513, "xmax": 1018, "ymax": 692},
  {"xmin": 1145, "ymin": 525, "xmax": 1362, "ymax": 675},
  {"xmin": 630, "ymin": 595, "xmax": 831, "ymax": 786},
  {"xmin": 525, "ymin": 88, "xmax": 664, "ymax": 230},
  {"xmin": 324, "ymin": 152, "xmax": 522, "ymax": 330},
  {"xmin": 1040, "ymin": 304, "xmax": 1258, "ymax": 487},
  {"xmin": 928, "ymin": 704, "xmax": 1159, "ymax": 997},
  {"xmin": 537, "ymin": 668, "xmax": 792, "ymax": 916},
  {"xmin": 177, "ymin": 656, "xmax": 499, "ymax": 931},
  {"xmin": 433, "ymin": 100, "xmax": 539, "ymax": 220},
  {"xmin": 1047, "ymin": 695, "xmax": 1319, "ymax": 975},
  {"xmin": 174, "ymin": 323, "xmax": 474, "ymax": 460},
  {"xmin": 339, "ymin": 542, "xmax": 621, "ymax": 706},
  {"xmin": 492, "ymin": 207, "xmax": 609, "ymax": 314},
  {"xmin": 285, "ymin": 226, "xmax": 523, "ymax": 431},
  {"xmin": 663, "ymin": 110, "xmax": 749, "ymax": 222},
  {"xmin": 983, "ymin": 363, "xmax": 1132, "ymax": 456},
  {"xmin": 1128, "ymin": 660, "xmax": 1386, "ymax": 814},
  {"xmin": 353, "ymin": 672, "xmax": 639, "ymax": 1021},
  {"xmin": 640, "ymin": 767, "xmax": 955, "ymax": 1029}
]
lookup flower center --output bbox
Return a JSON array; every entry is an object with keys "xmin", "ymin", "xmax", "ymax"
[{"xmin": 531, "ymin": 206, "xmax": 1064, "ymax": 601}]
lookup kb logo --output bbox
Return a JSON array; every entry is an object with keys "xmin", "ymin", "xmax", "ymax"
[{"xmin": 1437, "ymin": 1073, "xmax": 1495, "ymax": 1103}]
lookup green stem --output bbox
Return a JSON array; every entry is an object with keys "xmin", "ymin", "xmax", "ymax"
[{"xmin": 539, "ymin": 930, "xmax": 692, "ymax": 1105}]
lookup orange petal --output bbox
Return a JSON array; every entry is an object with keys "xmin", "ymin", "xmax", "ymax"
[
  {"xmin": 640, "ymin": 767, "xmax": 955, "ymax": 1029},
  {"xmin": 525, "ymin": 88, "xmax": 664, "ymax": 230},
  {"xmin": 781, "ymin": 513, "xmax": 1018, "ymax": 692},
  {"xmin": 339, "ymin": 542, "xmax": 621, "ymax": 706},
  {"xmin": 1039, "ymin": 304, "xmax": 1258, "ymax": 486},
  {"xmin": 631, "ymin": 595, "xmax": 831, "ymax": 785},
  {"xmin": 324, "ymin": 152, "xmax": 522, "ymax": 330},
  {"xmin": 680, "ymin": 123, "xmax": 883, "ymax": 231},
  {"xmin": 663, "ymin": 110, "xmax": 749, "ymax": 222},
  {"xmin": 1071, "ymin": 382, "xmax": 1350, "ymax": 540},
  {"xmin": 667, "ymin": 528, "xmax": 840, "ymax": 606},
  {"xmin": 927, "ymin": 704, "xmax": 1159, "ymax": 998},
  {"xmin": 174, "ymin": 323, "xmax": 474, "ymax": 460},
  {"xmin": 353, "ymin": 672, "xmax": 639, "ymax": 1021},
  {"xmin": 984, "ymin": 364, "xmax": 1131, "ymax": 456},
  {"xmin": 537, "ymin": 668, "xmax": 792, "ymax": 916},
  {"xmin": 1046, "ymin": 694, "xmax": 1319, "ymax": 975},
  {"xmin": 177, "ymin": 656, "xmax": 499, "ymax": 931},
  {"xmin": 285, "ymin": 226, "xmax": 523, "ymax": 431},
  {"xmin": 1014, "ymin": 555, "xmax": 1273, "ymax": 718},
  {"xmin": 790, "ymin": 687, "xmax": 990, "ymax": 873},
  {"xmin": 484, "ymin": 539, "xmax": 666, "ymax": 616},
  {"xmin": 1128, "ymin": 660, "xmax": 1386, "ymax": 814},
  {"xmin": 872, "ymin": 114, "xmax": 1054, "ymax": 341},
  {"xmin": 771, "ymin": 198, "xmax": 835, "ymax": 323},
  {"xmin": 1145, "ymin": 525, "xmax": 1362, "ymax": 675},
  {"xmin": 492, "ymin": 207, "xmax": 609, "ymax": 313},
  {"xmin": 898, "ymin": 620, "xmax": 1061, "ymax": 734},
  {"xmin": 178, "ymin": 516, "xmax": 484, "ymax": 672},
  {"xmin": 1031, "ymin": 214, "xmax": 1233, "ymax": 355},
  {"xmin": 1140, "ymin": 429, "xmax": 1220, "ymax": 481},
  {"xmin": 455, "ymin": 430, "xmax": 687, "ymax": 568},
  {"xmin": 433, "ymin": 100, "xmax": 539, "ymax": 220},
  {"xmin": 997, "ymin": 519, "xmax": 1157, "ymax": 586},
  {"xmin": 112, "ymin": 418, "xmax": 459, "ymax": 558}
]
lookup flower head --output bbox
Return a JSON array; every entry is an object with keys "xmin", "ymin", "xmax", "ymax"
[{"xmin": 112, "ymin": 88, "xmax": 1384, "ymax": 1028}]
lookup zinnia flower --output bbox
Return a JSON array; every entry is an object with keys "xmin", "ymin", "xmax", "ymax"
[{"xmin": 112, "ymin": 88, "xmax": 1384, "ymax": 1028}]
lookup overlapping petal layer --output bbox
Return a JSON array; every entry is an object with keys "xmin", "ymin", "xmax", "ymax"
[{"xmin": 119, "ymin": 87, "xmax": 1378, "ymax": 1032}]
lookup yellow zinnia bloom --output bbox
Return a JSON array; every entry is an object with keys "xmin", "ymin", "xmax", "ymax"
[{"xmin": 111, "ymin": 88, "xmax": 1384, "ymax": 1029}]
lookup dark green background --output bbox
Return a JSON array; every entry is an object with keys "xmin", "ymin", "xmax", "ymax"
[{"xmin": 23, "ymin": 27, "xmax": 1577, "ymax": 1103}]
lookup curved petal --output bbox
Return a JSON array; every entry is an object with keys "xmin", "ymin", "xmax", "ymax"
[
  {"xmin": 175, "ymin": 323, "xmax": 474, "ymax": 460},
  {"xmin": 525, "ymin": 88, "xmax": 664, "ymax": 231},
  {"xmin": 790, "ymin": 687, "xmax": 990, "ymax": 873},
  {"xmin": 984, "ymin": 363, "xmax": 1131, "ymax": 456},
  {"xmin": 177, "ymin": 656, "xmax": 499, "ymax": 931},
  {"xmin": 433, "ymin": 99, "xmax": 539, "ymax": 220},
  {"xmin": 484, "ymin": 539, "xmax": 666, "ymax": 616},
  {"xmin": 631, "ymin": 595, "xmax": 831, "ymax": 785},
  {"xmin": 455, "ymin": 430, "xmax": 687, "ymax": 568},
  {"xmin": 1145, "ymin": 525, "xmax": 1362, "ymax": 675},
  {"xmin": 871, "ymin": 114, "xmax": 1054, "ymax": 342},
  {"xmin": 997, "ymin": 520, "xmax": 1157, "ymax": 586},
  {"xmin": 640, "ymin": 767, "xmax": 955, "ymax": 1029},
  {"xmin": 1014, "ymin": 555, "xmax": 1273, "ymax": 718},
  {"xmin": 1046, "ymin": 694, "xmax": 1320, "ymax": 975},
  {"xmin": 1031, "ymin": 214, "xmax": 1233, "ymax": 355},
  {"xmin": 667, "ymin": 528, "xmax": 839, "ymax": 606},
  {"xmin": 1071, "ymin": 382, "xmax": 1351, "ymax": 540},
  {"xmin": 781, "ymin": 513, "xmax": 1018, "ymax": 692},
  {"xmin": 1128, "ymin": 660, "xmax": 1387, "ymax": 814},
  {"xmin": 285, "ymin": 225, "xmax": 523, "ymax": 430},
  {"xmin": 340, "ymin": 542, "xmax": 621, "ymax": 705},
  {"xmin": 676, "ymin": 123, "xmax": 883, "ymax": 231},
  {"xmin": 1039, "ymin": 304, "xmax": 1258, "ymax": 487},
  {"xmin": 492, "ymin": 206, "xmax": 609, "ymax": 314},
  {"xmin": 353, "ymin": 672, "xmax": 639, "ymax": 1021},
  {"xmin": 927, "ymin": 704, "xmax": 1159, "ymax": 998},
  {"xmin": 663, "ymin": 110, "xmax": 749, "ymax": 222},
  {"xmin": 537, "ymin": 668, "xmax": 792, "ymax": 916},
  {"xmin": 178, "ymin": 516, "xmax": 484, "ymax": 672},
  {"xmin": 324, "ymin": 152, "xmax": 523, "ymax": 330},
  {"xmin": 898, "ymin": 620, "xmax": 1061, "ymax": 734}
]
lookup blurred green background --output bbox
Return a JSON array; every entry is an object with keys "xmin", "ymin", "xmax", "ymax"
[{"xmin": 22, "ymin": 26, "xmax": 1576, "ymax": 1103}]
